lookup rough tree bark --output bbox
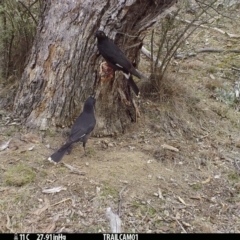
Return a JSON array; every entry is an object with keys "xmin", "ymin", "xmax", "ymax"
[{"xmin": 13, "ymin": 0, "xmax": 176, "ymax": 136}]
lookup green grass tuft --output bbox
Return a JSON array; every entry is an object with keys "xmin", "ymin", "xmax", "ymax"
[{"xmin": 4, "ymin": 163, "xmax": 36, "ymax": 186}]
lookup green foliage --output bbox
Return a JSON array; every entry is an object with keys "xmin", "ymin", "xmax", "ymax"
[
  {"xmin": 4, "ymin": 163, "xmax": 36, "ymax": 186},
  {"xmin": 191, "ymin": 183, "xmax": 202, "ymax": 191},
  {"xmin": 100, "ymin": 184, "xmax": 118, "ymax": 198},
  {"xmin": 228, "ymin": 172, "xmax": 240, "ymax": 182},
  {"xmin": 0, "ymin": 0, "xmax": 41, "ymax": 80}
]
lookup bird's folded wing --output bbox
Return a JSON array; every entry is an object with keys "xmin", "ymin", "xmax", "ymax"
[
  {"xmin": 99, "ymin": 40, "xmax": 132, "ymax": 70},
  {"xmin": 70, "ymin": 121, "xmax": 95, "ymax": 142}
]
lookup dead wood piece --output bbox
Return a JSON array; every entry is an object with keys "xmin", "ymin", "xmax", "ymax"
[
  {"xmin": 62, "ymin": 163, "xmax": 86, "ymax": 175},
  {"xmin": 161, "ymin": 143, "xmax": 179, "ymax": 152},
  {"xmin": 106, "ymin": 207, "xmax": 122, "ymax": 233},
  {"xmin": 141, "ymin": 46, "xmax": 162, "ymax": 67},
  {"xmin": 118, "ymin": 185, "xmax": 128, "ymax": 217}
]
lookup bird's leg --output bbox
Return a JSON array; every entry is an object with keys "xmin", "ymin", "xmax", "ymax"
[{"xmin": 82, "ymin": 142, "xmax": 87, "ymax": 157}]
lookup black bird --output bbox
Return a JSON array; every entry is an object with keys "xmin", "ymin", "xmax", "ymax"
[
  {"xmin": 48, "ymin": 96, "xmax": 96, "ymax": 164},
  {"xmin": 95, "ymin": 30, "xmax": 143, "ymax": 96}
]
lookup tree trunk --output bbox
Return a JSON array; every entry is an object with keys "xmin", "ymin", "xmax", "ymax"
[{"xmin": 13, "ymin": 0, "xmax": 176, "ymax": 135}]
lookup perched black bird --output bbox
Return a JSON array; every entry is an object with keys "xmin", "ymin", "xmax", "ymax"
[
  {"xmin": 95, "ymin": 30, "xmax": 143, "ymax": 96},
  {"xmin": 48, "ymin": 96, "xmax": 96, "ymax": 164}
]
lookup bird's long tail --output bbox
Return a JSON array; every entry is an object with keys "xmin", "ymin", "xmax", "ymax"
[
  {"xmin": 48, "ymin": 141, "xmax": 73, "ymax": 163},
  {"xmin": 128, "ymin": 75, "xmax": 140, "ymax": 96},
  {"xmin": 123, "ymin": 73, "xmax": 140, "ymax": 96},
  {"xmin": 130, "ymin": 66, "xmax": 148, "ymax": 81}
]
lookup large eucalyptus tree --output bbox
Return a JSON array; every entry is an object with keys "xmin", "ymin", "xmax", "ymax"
[{"xmin": 13, "ymin": 0, "xmax": 177, "ymax": 136}]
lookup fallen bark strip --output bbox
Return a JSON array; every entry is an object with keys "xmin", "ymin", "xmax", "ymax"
[
  {"xmin": 142, "ymin": 44, "xmax": 240, "ymax": 62},
  {"xmin": 175, "ymin": 48, "xmax": 240, "ymax": 59}
]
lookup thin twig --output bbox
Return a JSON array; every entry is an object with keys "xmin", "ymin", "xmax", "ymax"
[
  {"xmin": 51, "ymin": 198, "xmax": 72, "ymax": 207},
  {"xmin": 116, "ymin": 31, "xmax": 139, "ymax": 38},
  {"xmin": 173, "ymin": 217, "xmax": 187, "ymax": 233},
  {"xmin": 151, "ymin": 29, "xmax": 154, "ymax": 73},
  {"xmin": 125, "ymin": 42, "xmax": 142, "ymax": 51},
  {"xmin": 19, "ymin": 1, "xmax": 38, "ymax": 24},
  {"xmin": 159, "ymin": 3, "xmax": 212, "ymax": 78},
  {"xmin": 195, "ymin": 0, "xmax": 235, "ymax": 20}
]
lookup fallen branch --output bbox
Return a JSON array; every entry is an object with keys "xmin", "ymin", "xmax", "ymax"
[
  {"xmin": 118, "ymin": 185, "xmax": 127, "ymax": 217},
  {"xmin": 62, "ymin": 163, "xmax": 86, "ymax": 175},
  {"xmin": 174, "ymin": 16, "xmax": 240, "ymax": 38}
]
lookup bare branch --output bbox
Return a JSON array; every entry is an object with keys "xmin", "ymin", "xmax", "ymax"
[{"xmin": 19, "ymin": 1, "xmax": 38, "ymax": 24}]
